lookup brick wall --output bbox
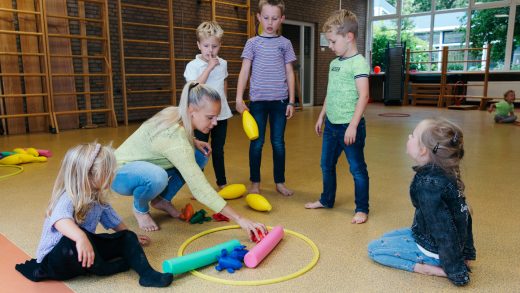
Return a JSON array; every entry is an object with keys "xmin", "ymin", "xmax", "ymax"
[{"xmin": 72, "ymin": 0, "xmax": 367, "ymax": 123}]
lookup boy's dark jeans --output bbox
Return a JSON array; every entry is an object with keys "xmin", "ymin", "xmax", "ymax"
[
  {"xmin": 319, "ymin": 118, "xmax": 369, "ymax": 213},
  {"xmin": 249, "ymin": 99, "xmax": 288, "ymax": 183}
]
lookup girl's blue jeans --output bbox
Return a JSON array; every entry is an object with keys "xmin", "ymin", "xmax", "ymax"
[
  {"xmin": 111, "ymin": 150, "xmax": 208, "ymax": 213},
  {"xmin": 249, "ymin": 99, "xmax": 288, "ymax": 183},
  {"xmin": 368, "ymin": 228, "xmax": 441, "ymax": 272},
  {"xmin": 319, "ymin": 118, "xmax": 369, "ymax": 213}
]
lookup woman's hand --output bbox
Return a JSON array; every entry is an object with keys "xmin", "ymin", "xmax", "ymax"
[
  {"xmin": 218, "ymin": 205, "xmax": 266, "ymax": 240},
  {"xmin": 236, "ymin": 217, "xmax": 267, "ymax": 241},
  {"xmin": 76, "ymin": 235, "xmax": 95, "ymax": 268},
  {"xmin": 194, "ymin": 139, "xmax": 212, "ymax": 157}
]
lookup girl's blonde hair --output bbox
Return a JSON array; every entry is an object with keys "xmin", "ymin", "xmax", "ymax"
[
  {"xmin": 145, "ymin": 82, "xmax": 221, "ymax": 145},
  {"xmin": 323, "ymin": 9, "xmax": 358, "ymax": 37},
  {"xmin": 196, "ymin": 21, "xmax": 224, "ymax": 41},
  {"xmin": 47, "ymin": 142, "xmax": 116, "ymax": 223},
  {"xmin": 419, "ymin": 118, "xmax": 465, "ymax": 190}
]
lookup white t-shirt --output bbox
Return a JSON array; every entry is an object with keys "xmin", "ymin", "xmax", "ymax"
[{"xmin": 184, "ymin": 54, "xmax": 233, "ymax": 120}]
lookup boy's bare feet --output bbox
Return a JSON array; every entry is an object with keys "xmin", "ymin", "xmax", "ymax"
[
  {"xmin": 304, "ymin": 200, "xmax": 325, "ymax": 209},
  {"xmin": 351, "ymin": 212, "xmax": 368, "ymax": 224},
  {"xmin": 133, "ymin": 210, "xmax": 159, "ymax": 232},
  {"xmin": 413, "ymin": 263, "xmax": 447, "ymax": 277},
  {"xmin": 276, "ymin": 183, "xmax": 294, "ymax": 196},
  {"xmin": 249, "ymin": 182, "xmax": 260, "ymax": 194},
  {"xmin": 151, "ymin": 197, "xmax": 181, "ymax": 218}
]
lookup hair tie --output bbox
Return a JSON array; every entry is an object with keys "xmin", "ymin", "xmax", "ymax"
[
  {"xmin": 432, "ymin": 142, "xmax": 440, "ymax": 154},
  {"xmin": 188, "ymin": 82, "xmax": 199, "ymax": 92},
  {"xmin": 451, "ymin": 132, "xmax": 459, "ymax": 146},
  {"xmin": 88, "ymin": 144, "xmax": 101, "ymax": 171}
]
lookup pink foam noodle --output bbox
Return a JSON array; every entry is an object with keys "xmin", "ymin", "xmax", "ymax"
[{"xmin": 244, "ymin": 226, "xmax": 284, "ymax": 268}]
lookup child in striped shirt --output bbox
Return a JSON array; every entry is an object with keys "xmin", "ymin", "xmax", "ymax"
[{"xmin": 235, "ymin": 0, "xmax": 297, "ymax": 196}]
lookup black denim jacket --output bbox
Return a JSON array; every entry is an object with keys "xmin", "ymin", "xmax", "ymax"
[{"xmin": 410, "ymin": 164, "xmax": 476, "ymax": 286}]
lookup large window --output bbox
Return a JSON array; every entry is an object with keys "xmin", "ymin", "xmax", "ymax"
[
  {"xmin": 371, "ymin": 19, "xmax": 398, "ymax": 71},
  {"xmin": 368, "ymin": 0, "xmax": 520, "ymax": 72},
  {"xmin": 512, "ymin": 5, "xmax": 520, "ymax": 69}
]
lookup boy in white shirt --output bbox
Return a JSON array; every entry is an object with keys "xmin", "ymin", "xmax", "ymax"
[{"xmin": 184, "ymin": 21, "xmax": 232, "ymax": 188}]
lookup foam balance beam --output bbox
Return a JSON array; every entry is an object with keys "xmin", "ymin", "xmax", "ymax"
[
  {"xmin": 244, "ymin": 226, "xmax": 284, "ymax": 268},
  {"xmin": 162, "ymin": 239, "xmax": 241, "ymax": 275}
]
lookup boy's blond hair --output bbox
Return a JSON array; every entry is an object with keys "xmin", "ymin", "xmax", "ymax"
[
  {"xmin": 258, "ymin": 0, "xmax": 285, "ymax": 15},
  {"xmin": 323, "ymin": 9, "xmax": 358, "ymax": 38},
  {"xmin": 196, "ymin": 21, "xmax": 223, "ymax": 41}
]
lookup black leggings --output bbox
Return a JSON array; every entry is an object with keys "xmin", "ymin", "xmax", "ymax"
[
  {"xmin": 16, "ymin": 230, "xmax": 170, "ymax": 286},
  {"xmin": 195, "ymin": 119, "xmax": 228, "ymax": 186}
]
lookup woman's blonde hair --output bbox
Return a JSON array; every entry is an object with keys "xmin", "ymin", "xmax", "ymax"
[
  {"xmin": 47, "ymin": 142, "xmax": 116, "ymax": 223},
  {"xmin": 419, "ymin": 118, "xmax": 465, "ymax": 190},
  {"xmin": 196, "ymin": 21, "xmax": 224, "ymax": 41},
  {"xmin": 145, "ymin": 82, "xmax": 221, "ymax": 145},
  {"xmin": 323, "ymin": 9, "xmax": 358, "ymax": 37}
]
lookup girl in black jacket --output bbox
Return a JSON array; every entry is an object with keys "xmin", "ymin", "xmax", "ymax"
[{"xmin": 368, "ymin": 118, "xmax": 475, "ymax": 286}]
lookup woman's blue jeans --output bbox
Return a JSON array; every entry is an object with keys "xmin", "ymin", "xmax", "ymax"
[
  {"xmin": 368, "ymin": 228, "xmax": 441, "ymax": 272},
  {"xmin": 111, "ymin": 150, "xmax": 208, "ymax": 213},
  {"xmin": 249, "ymin": 99, "xmax": 288, "ymax": 183},
  {"xmin": 319, "ymin": 118, "xmax": 369, "ymax": 213}
]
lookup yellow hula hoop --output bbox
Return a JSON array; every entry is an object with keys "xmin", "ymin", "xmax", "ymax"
[
  {"xmin": 0, "ymin": 165, "xmax": 23, "ymax": 179},
  {"xmin": 177, "ymin": 225, "xmax": 320, "ymax": 286}
]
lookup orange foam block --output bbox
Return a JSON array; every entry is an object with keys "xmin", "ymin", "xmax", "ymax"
[{"xmin": 244, "ymin": 226, "xmax": 284, "ymax": 268}]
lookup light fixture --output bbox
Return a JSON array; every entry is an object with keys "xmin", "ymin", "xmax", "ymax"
[{"xmin": 494, "ymin": 14, "xmax": 508, "ymax": 18}]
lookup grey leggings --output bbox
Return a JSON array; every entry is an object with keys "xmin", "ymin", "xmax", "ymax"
[{"xmin": 495, "ymin": 114, "xmax": 517, "ymax": 123}]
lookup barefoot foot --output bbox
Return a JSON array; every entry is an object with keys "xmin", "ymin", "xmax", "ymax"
[
  {"xmin": 414, "ymin": 263, "xmax": 447, "ymax": 277},
  {"xmin": 249, "ymin": 182, "xmax": 260, "ymax": 194},
  {"xmin": 151, "ymin": 197, "xmax": 181, "ymax": 218},
  {"xmin": 276, "ymin": 183, "xmax": 294, "ymax": 196},
  {"xmin": 133, "ymin": 210, "xmax": 159, "ymax": 232},
  {"xmin": 351, "ymin": 212, "xmax": 368, "ymax": 224},
  {"xmin": 304, "ymin": 200, "xmax": 325, "ymax": 209}
]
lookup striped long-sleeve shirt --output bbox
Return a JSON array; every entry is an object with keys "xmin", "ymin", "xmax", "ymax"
[{"xmin": 241, "ymin": 35, "xmax": 296, "ymax": 101}]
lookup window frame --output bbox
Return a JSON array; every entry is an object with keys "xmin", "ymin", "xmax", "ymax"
[{"xmin": 366, "ymin": 0, "xmax": 519, "ymax": 72}]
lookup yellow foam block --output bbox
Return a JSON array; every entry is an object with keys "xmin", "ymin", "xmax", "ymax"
[
  {"xmin": 218, "ymin": 184, "xmax": 247, "ymax": 200},
  {"xmin": 246, "ymin": 193, "xmax": 272, "ymax": 212},
  {"xmin": 242, "ymin": 110, "xmax": 259, "ymax": 140}
]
